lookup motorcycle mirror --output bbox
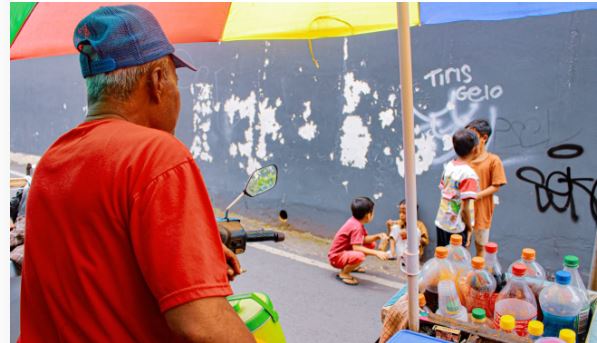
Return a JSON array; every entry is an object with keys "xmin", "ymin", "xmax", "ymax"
[{"xmin": 244, "ymin": 164, "xmax": 278, "ymax": 197}]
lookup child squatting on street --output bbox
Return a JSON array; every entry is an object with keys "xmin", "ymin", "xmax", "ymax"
[
  {"xmin": 328, "ymin": 197, "xmax": 389, "ymax": 286},
  {"xmin": 434, "ymin": 129, "xmax": 480, "ymax": 248}
]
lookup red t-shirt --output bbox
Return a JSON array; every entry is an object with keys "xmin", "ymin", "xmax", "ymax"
[
  {"xmin": 20, "ymin": 119, "xmax": 232, "ymax": 342},
  {"xmin": 328, "ymin": 217, "xmax": 370, "ymax": 260}
]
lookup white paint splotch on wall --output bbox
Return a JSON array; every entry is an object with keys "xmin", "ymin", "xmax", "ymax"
[
  {"xmin": 343, "ymin": 38, "xmax": 348, "ymax": 61},
  {"xmin": 297, "ymin": 101, "xmax": 318, "ymax": 141},
  {"xmin": 378, "ymin": 108, "xmax": 395, "ymax": 129},
  {"xmin": 373, "ymin": 192, "xmax": 383, "ymax": 200},
  {"xmin": 190, "ymin": 83, "xmax": 218, "ymax": 162},
  {"xmin": 395, "ymin": 125, "xmax": 437, "ymax": 177},
  {"xmin": 225, "ymin": 92, "xmax": 284, "ymax": 175},
  {"xmin": 342, "ymin": 72, "xmax": 371, "ymax": 114},
  {"xmin": 340, "ymin": 115, "xmax": 372, "ymax": 169}
]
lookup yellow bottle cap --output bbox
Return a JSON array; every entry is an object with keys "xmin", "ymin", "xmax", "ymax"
[
  {"xmin": 499, "ymin": 315, "xmax": 515, "ymax": 331},
  {"xmin": 527, "ymin": 320, "xmax": 544, "ymax": 336},
  {"xmin": 559, "ymin": 329, "xmax": 576, "ymax": 343}
]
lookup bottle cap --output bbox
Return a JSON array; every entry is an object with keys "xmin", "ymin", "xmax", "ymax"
[
  {"xmin": 512, "ymin": 263, "xmax": 527, "ymax": 277},
  {"xmin": 399, "ymin": 230, "xmax": 408, "ymax": 240},
  {"xmin": 450, "ymin": 234, "xmax": 463, "ymax": 246},
  {"xmin": 522, "ymin": 248, "xmax": 536, "ymax": 260},
  {"xmin": 559, "ymin": 328, "xmax": 576, "ymax": 343},
  {"xmin": 485, "ymin": 242, "xmax": 498, "ymax": 254},
  {"xmin": 563, "ymin": 255, "xmax": 579, "ymax": 268},
  {"xmin": 500, "ymin": 315, "xmax": 515, "ymax": 331},
  {"xmin": 527, "ymin": 320, "xmax": 544, "ymax": 336},
  {"xmin": 472, "ymin": 308, "xmax": 486, "ymax": 320},
  {"xmin": 435, "ymin": 246, "xmax": 448, "ymax": 258},
  {"xmin": 555, "ymin": 270, "xmax": 571, "ymax": 285},
  {"xmin": 472, "ymin": 256, "xmax": 485, "ymax": 269},
  {"xmin": 418, "ymin": 293, "xmax": 426, "ymax": 307}
]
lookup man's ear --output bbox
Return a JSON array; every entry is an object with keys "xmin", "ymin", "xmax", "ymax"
[{"xmin": 148, "ymin": 65, "xmax": 167, "ymax": 103}]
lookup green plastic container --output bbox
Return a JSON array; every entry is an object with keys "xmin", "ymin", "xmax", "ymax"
[{"xmin": 227, "ymin": 292, "xmax": 286, "ymax": 343}]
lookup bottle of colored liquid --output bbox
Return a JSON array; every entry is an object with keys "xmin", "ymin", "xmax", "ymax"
[
  {"xmin": 559, "ymin": 328, "xmax": 576, "ymax": 343},
  {"xmin": 563, "ymin": 255, "xmax": 590, "ymax": 336},
  {"xmin": 471, "ymin": 308, "xmax": 489, "ymax": 328},
  {"xmin": 528, "ymin": 320, "xmax": 544, "ymax": 341},
  {"xmin": 539, "ymin": 270, "xmax": 583, "ymax": 338},
  {"xmin": 446, "ymin": 234, "xmax": 472, "ymax": 279},
  {"xmin": 499, "ymin": 314, "xmax": 515, "ymax": 334},
  {"xmin": 462, "ymin": 257, "xmax": 496, "ymax": 316},
  {"xmin": 484, "ymin": 242, "xmax": 506, "ymax": 292},
  {"xmin": 508, "ymin": 248, "xmax": 546, "ymax": 296},
  {"xmin": 421, "ymin": 246, "xmax": 456, "ymax": 312},
  {"xmin": 494, "ymin": 263, "xmax": 537, "ymax": 336},
  {"xmin": 419, "ymin": 293, "xmax": 432, "ymax": 316},
  {"xmin": 437, "ymin": 279, "xmax": 468, "ymax": 322}
]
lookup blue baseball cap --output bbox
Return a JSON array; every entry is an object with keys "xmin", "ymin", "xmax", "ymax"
[{"xmin": 73, "ymin": 5, "xmax": 196, "ymax": 78}]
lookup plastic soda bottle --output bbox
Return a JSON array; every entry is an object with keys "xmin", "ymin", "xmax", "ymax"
[
  {"xmin": 484, "ymin": 242, "xmax": 506, "ymax": 292},
  {"xmin": 462, "ymin": 257, "xmax": 496, "ymax": 316},
  {"xmin": 447, "ymin": 234, "xmax": 472, "ymax": 279},
  {"xmin": 419, "ymin": 293, "xmax": 431, "ymax": 316},
  {"xmin": 499, "ymin": 314, "xmax": 515, "ymax": 334},
  {"xmin": 508, "ymin": 248, "xmax": 546, "ymax": 296},
  {"xmin": 421, "ymin": 246, "xmax": 456, "ymax": 312},
  {"xmin": 563, "ymin": 255, "xmax": 590, "ymax": 336},
  {"xmin": 494, "ymin": 263, "xmax": 538, "ymax": 336},
  {"xmin": 471, "ymin": 308, "xmax": 490, "ymax": 328},
  {"xmin": 559, "ymin": 329, "xmax": 576, "ymax": 343},
  {"xmin": 437, "ymin": 279, "xmax": 468, "ymax": 322},
  {"xmin": 539, "ymin": 270, "xmax": 583, "ymax": 337},
  {"xmin": 528, "ymin": 320, "xmax": 544, "ymax": 341}
]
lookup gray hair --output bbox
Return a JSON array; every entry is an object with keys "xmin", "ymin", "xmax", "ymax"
[{"xmin": 84, "ymin": 55, "xmax": 170, "ymax": 104}]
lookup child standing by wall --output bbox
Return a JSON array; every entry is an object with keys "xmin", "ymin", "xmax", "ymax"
[
  {"xmin": 465, "ymin": 119, "xmax": 507, "ymax": 257},
  {"xmin": 328, "ymin": 197, "xmax": 389, "ymax": 285},
  {"xmin": 435, "ymin": 129, "xmax": 480, "ymax": 248}
]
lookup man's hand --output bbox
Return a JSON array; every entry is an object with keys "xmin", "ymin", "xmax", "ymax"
[
  {"xmin": 376, "ymin": 251, "xmax": 389, "ymax": 261},
  {"xmin": 222, "ymin": 244, "xmax": 242, "ymax": 281}
]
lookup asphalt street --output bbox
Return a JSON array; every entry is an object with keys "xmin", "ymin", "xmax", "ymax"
[{"xmin": 233, "ymin": 242, "xmax": 401, "ymax": 343}]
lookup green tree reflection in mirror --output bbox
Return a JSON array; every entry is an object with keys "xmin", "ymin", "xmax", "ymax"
[{"xmin": 246, "ymin": 166, "xmax": 277, "ymax": 196}]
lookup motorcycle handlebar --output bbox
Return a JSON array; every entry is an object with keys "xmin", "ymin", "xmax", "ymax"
[{"xmin": 245, "ymin": 230, "xmax": 285, "ymax": 243}]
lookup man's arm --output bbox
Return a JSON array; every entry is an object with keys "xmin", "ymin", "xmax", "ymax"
[{"xmin": 165, "ymin": 297, "xmax": 255, "ymax": 343}]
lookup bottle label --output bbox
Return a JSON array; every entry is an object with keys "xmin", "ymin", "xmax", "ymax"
[{"xmin": 577, "ymin": 305, "xmax": 590, "ymax": 334}]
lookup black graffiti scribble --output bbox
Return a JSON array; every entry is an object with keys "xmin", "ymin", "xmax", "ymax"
[{"xmin": 516, "ymin": 144, "xmax": 597, "ymax": 225}]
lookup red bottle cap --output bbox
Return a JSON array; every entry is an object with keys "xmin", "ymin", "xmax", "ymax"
[
  {"xmin": 512, "ymin": 263, "xmax": 527, "ymax": 277},
  {"xmin": 485, "ymin": 242, "xmax": 498, "ymax": 254}
]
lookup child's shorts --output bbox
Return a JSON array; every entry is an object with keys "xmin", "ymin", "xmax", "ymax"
[
  {"xmin": 473, "ymin": 228, "xmax": 490, "ymax": 245},
  {"xmin": 329, "ymin": 251, "xmax": 366, "ymax": 269}
]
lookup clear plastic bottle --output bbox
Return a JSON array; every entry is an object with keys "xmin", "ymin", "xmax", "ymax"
[
  {"xmin": 494, "ymin": 263, "xmax": 538, "ymax": 336},
  {"xmin": 471, "ymin": 308, "xmax": 490, "ymax": 328},
  {"xmin": 447, "ymin": 234, "xmax": 472, "ymax": 279},
  {"xmin": 539, "ymin": 270, "xmax": 583, "ymax": 338},
  {"xmin": 485, "ymin": 242, "xmax": 506, "ymax": 292},
  {"xmin": 563, "ymin": 255, "xmax": 590, "ymax": 336},
  {"xmin": 528, "ymin": 320, "xmax": 544, "ymax": 341},
  {"xmin": 462, "ymin": 257, "xmax": 496, "ymax": 316},
  {"xmin": 421, "ymin": 246, "xmax": 456, "ymax": 313},
  {"xmin": 419, "ymin": 293, "xmax": 432, "ymax": 316},
  {"xmin": 508, "ymin": 248, "xmax": 546, "ymax": 296},
  {"xmin": 499, "ymin": 314, "xmax": 515, "ymax": 334},
  {"xmin": 437, "ymin": 279, "xmax": 468, "ymax": 322},
  {"xmin": 558, "ymin": 329, "xmax": 576, "ymax": 343}
]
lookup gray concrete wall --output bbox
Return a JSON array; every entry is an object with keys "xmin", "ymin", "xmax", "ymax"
[{"xmin": 11, "ymin": 10, "xmax": 597, "ymax": 282}]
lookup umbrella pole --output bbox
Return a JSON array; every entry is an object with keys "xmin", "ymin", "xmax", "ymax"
[{"xmin": 396, "ymin": 2, "xmax": 420, "ymax": 332}]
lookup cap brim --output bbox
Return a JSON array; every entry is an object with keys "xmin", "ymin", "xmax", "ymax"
[{"xmin": 171, "ymin": 52, "xmax": 197, "ymax": 72}]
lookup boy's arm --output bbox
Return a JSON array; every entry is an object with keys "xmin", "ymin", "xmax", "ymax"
[
  {"xmin": 477, "ymin": 185, "xmax": 500, "ymax": 199},
  {"xmin": 461, "ymin": 198, "xmax": 473, "ymax": 247},
  {"xmin": 478, "ymin": 156, "xmax": 507, "ymax": 199},
  {"xmin": 353, "ymin": 244, "xmax": 388, "ymax": 260},
  {"xmin": 363, "ymin": 233, "xmax": 386, "ymax": 244}
]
